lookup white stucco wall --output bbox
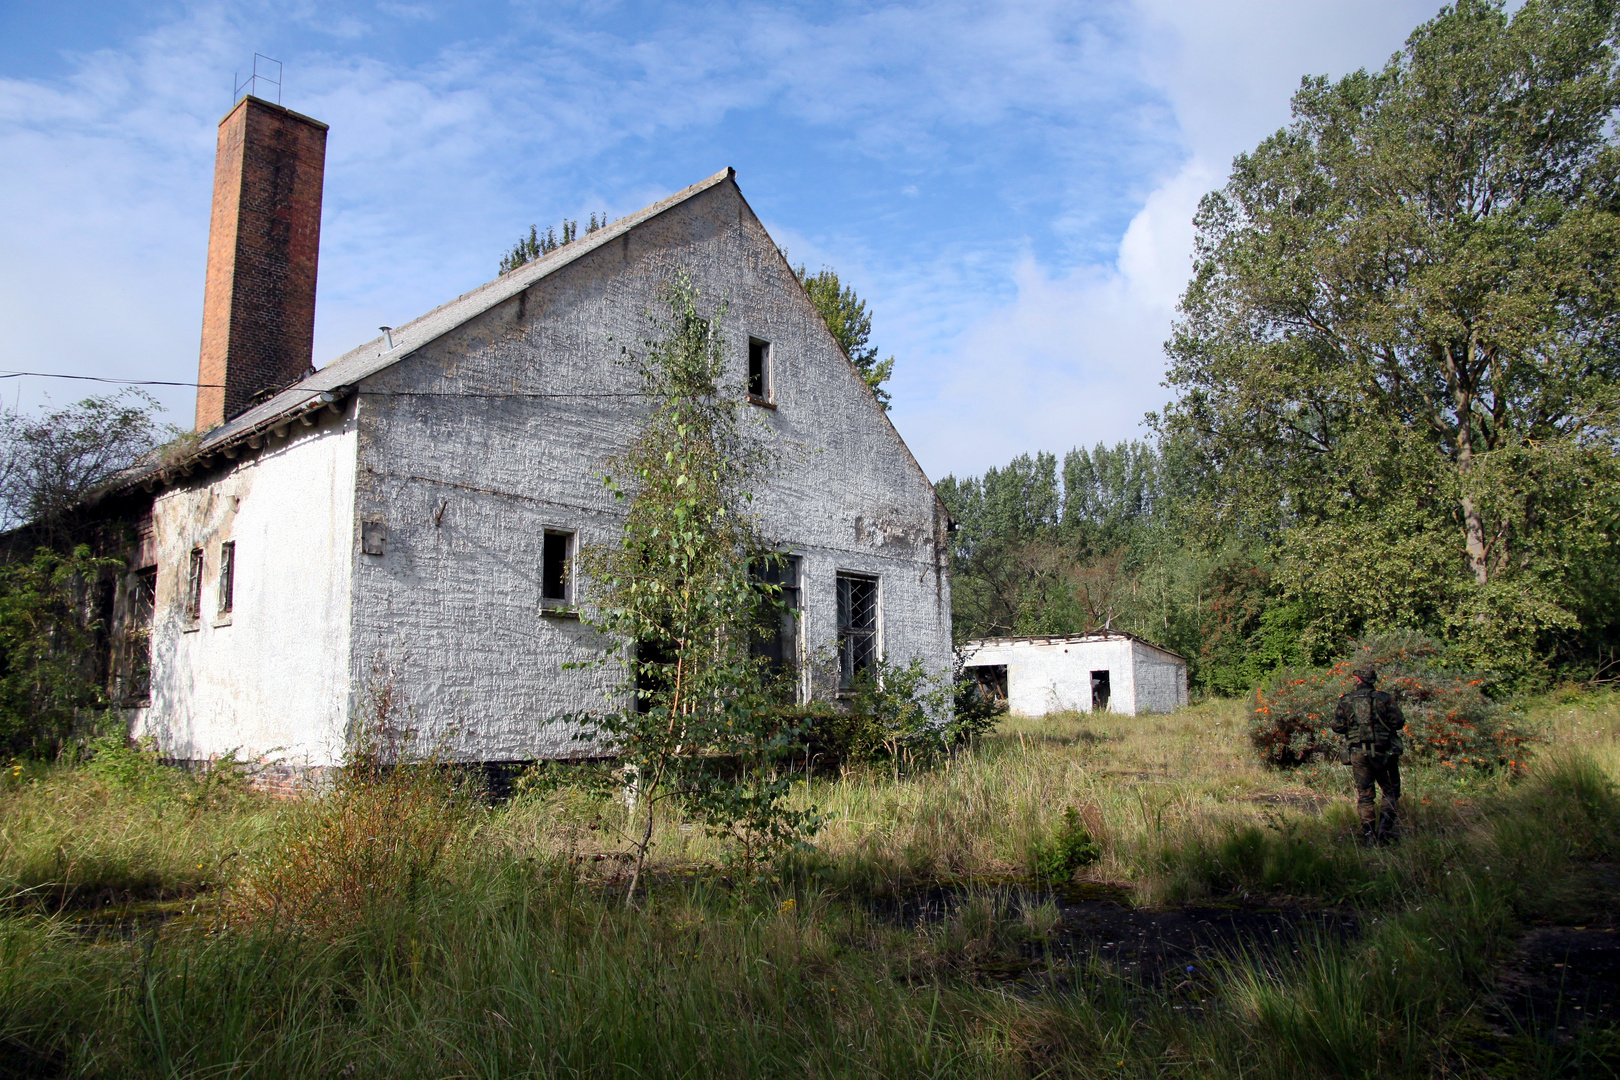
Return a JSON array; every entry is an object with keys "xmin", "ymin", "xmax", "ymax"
[
  {"xmin": 130, "ymin": 418, "xmax": 358, "ymax": 767},
  {"xmin": 340, "ymin": 177, "xmax": 953, "ymax": 760},
  {"xmin": 962, "ymin": 634, "xmax": 1187, "ymax": 717},
  {"xmin": 119, "ymin": 176, "xmax": 950, "ymax": 767}
]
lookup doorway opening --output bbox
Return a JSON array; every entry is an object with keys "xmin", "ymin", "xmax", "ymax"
[{"xmin": 1090, "ymin": 670, "xmax": 1111, "ymax": 712}]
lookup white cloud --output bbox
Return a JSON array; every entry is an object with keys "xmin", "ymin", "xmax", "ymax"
[
  {"xmin": 895, "ymin": 159, "xmax": 1214, "ymax": 477},
  {"xmin": 896, "ymin": 0, "xmax": 1444, "ymax": 480},
  {"xmin": 0, "ymin": 0, "xmax": 1447, "ymax": 474}
]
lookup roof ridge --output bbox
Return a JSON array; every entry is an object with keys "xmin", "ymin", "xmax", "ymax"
[{"xmin": 188, "ymin": 167, "xmax": 738, "ymax": 456}]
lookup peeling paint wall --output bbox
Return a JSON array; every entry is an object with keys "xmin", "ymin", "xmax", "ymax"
[
  {"xmin": 130, "ymin": 417, "xmax": 358, "ymax": 767},
  {"xmin": 345, "ymin": 177, "xmax": 953, "ymax": 760},
  {"xmin": 961, "ymin": 636, "xmax": 1187, "ymax": 716}
]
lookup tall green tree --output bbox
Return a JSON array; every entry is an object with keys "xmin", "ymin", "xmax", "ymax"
[
  {"xmin": 0, "ymin": 390, "xmax": 161, "ymax": 546},
  {"xmin": 937, "ymin": 443, "xmax": 1205, "ymax": 650},
  {"xmin": 1158, "ymin": 0, "xmax": 1620, "ymax": 679},
  {"xmin": 793, "ymin": 265, "xmax": 896, "ymax": 409}
]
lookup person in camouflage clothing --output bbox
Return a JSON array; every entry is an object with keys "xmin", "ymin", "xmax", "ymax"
[{"xmin": 1331, "ymin": 665, "xmax": 1405, "ymax": 845}]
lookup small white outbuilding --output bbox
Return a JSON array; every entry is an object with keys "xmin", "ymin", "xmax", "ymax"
[{"xmin": 960, "ymin": 630, "xmax": 1189, "ymax": 717}]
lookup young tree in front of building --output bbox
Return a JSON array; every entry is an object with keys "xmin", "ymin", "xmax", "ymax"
[
  {"xmin": 1157, "ymin": 0, "xmax": 1620, "ymax": 682},
  {"xmin": 577, "ymin": 274, "xmax": 818, "ymax": 899}
]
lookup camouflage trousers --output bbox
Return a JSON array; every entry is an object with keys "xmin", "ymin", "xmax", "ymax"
[{"xmin": 1348, "ymin": 748, "xmax": 1401, "ymax": 830}]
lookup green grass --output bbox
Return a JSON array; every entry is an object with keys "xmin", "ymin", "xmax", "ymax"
[{"xmin": 2, "ymin": 690, "xmax": 1618, "ymax": 1078}]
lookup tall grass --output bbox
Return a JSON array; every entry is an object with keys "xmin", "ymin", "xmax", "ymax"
[{"xmin": 2, "ymin": 689, "xmax": 1617, "ymax": 1077}]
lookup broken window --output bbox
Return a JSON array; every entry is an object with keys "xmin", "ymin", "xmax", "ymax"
[
  {"xmin": 835, "ymin": 572, "xmax": 879, "ymax": 689},
  {"xmin": 185, "ymin": 548, "xmax": 204, "ymax": 621},
  {"xmin": 218, "ymin": 541, "xmax": 235, "ymax": 616},
  {"xmin": 541, "ymin": 529, "xmax": 575, "ymax": 609},
  {"xmin": 748, "ymin": 338, "xmax": 772, "ymax": 403},
  {"xmin": 972, "ymin": 664, "xmax": 1008, "ymax": 705},
  {"xmin": 750, "ymin": 554, "xmax": 801, "ymax": 690},
  {"xmin": 120, "ymin": 567, "xmax": 156, "ymax": 704}
]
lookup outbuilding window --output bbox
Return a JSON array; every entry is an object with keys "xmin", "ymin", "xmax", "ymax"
[
  {"xmin": 218, "ymin": 541, "xmax": 235, "ymax": 616},
  {"xmin": 121, "ymin": 567, "xmax": 157, "ymax": 704},
  {"xmin": 835, "ymin": 572, "xmax": 879, "ymax": 689}
]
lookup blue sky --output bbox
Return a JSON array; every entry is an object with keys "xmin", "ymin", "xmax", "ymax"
[{"xmin": 0, "ymin": 0, "xmax": 1438, "ymax": 479}]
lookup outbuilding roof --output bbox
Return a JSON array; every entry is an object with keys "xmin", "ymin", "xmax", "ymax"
[{"xmin": 962, "ymin": 629, "xmax": 1187, "ymax": 663}]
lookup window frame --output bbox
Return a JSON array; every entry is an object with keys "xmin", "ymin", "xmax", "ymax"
[
  {"xmin": 217, "ymin": 540, "xmax": 236, "ymax": 619},
  {"xmin": 747, "ymin": 337, "xmax": 774, "ymax": 407},
  {"xmin": 540, "ymin": 528, "xmax": 578, "ymax": 615},
  {"xmin": 184, "ymin": 547, "xmax": 205, "ymax": 625},
  {"xmin": 835, "ymin": 571, "xmax": 880, "ymax": 691},
  {"xmin": 119, "ymin": 566, "xmax": 157, "ymax": 706},
  {"xmin": 749, "ymin": 553, "xmax": 802, "ymax": 696}
]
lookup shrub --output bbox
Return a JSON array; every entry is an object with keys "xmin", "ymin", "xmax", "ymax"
[
  {"xmin": 1248, "ymin": 632, "xmax": 1535, "ymax": 769},
  {"xmin": 1027, "ymin": 806, "xmax": 1101, "ymax": 882},
  {"xmin": 81, "ymin": 732, "xmax": 247, "ymax": 811},
  {"xmin": 224, "ymin": 686, "xmax": 481, "ymax": 934},
  {"xmin": 0, "ymin": 547, "xmax": 119, "ymax": 757}
]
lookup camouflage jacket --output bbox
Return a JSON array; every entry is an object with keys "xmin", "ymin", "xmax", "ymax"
[{"xmin": 1331, "ymin": 686, "xmax": 1405, "ymax": 756}]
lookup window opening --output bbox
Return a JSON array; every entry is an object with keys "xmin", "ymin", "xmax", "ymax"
[
  {"xmin": 1090, "ymin": 670, "xmax": 1111, "ymax": 712},
  {"xmin": 185, "ymin": 548, "xmax": 204, "ymax": 621},
  {"xmin": 750, "ymin": 554, "xmax": 801, "ymax": 690},
  {"xmin": 836, "ymin": 572, "xmax": 879, "ymax": 689},
  {"xmin": 972, "ymin": 665, "xmax": 1008, "ymax": 706},
  {"xmin": 122, "ymin": 567, "xmax": 156, "ymax": 703},
  {"xmin": 747, "ymin": 338, "xmax": 772, "ymax": 402},
  {"xmin": 634, "ymin": 635, "xmax": 676, "ymax": 714},
  {"xmin": 541, "ymin": 530, "xmax": 574, "ymax": 608},
  {"xmin": 218, "ymin": 541, "xmax": 235, "ymax": 615}
]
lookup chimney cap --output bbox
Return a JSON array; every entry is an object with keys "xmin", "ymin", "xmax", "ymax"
[{"xmin": 218, "ymin": 93, "xmax": 330, "ymax": 132}]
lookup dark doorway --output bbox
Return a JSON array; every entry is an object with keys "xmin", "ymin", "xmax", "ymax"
[{"xmin": 1090, "ymin": 670, "xmax": 1111, "ymax": 712}]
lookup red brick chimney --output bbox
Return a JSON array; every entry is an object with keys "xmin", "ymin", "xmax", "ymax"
[{"xmin": 195, "ymin": 95, "xmax": 328, "ymax": 431}]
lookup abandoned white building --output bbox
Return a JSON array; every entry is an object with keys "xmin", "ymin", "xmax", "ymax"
[
  {"xmin": 90, "ymin": 95, "xmax": 953, "ymax": 775},
  {"xmin": 960, "ymin": 631, "xmax": 1188, "ymax": 716}
]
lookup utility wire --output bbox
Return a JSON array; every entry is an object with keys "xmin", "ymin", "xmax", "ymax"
[
  {"xmin": 0, "ymin": 371, "xmax": 223, "ymax": 387},
  {"xmin": 0, "ymin": 371, "xmax": 650, "ymax": 398}
]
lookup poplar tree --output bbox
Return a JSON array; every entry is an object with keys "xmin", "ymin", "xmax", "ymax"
[{"xmin": 794, "ymin": 265, "xmax": 895, "ymax": 409}]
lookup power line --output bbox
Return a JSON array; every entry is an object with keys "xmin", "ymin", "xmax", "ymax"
[
  {"xmin": 0, "ymin": 372, "xmax": 651, "ymax": 399},
  {"xmin": 0, "ymin": 371, "xmax": 223, "ymax": 388}
]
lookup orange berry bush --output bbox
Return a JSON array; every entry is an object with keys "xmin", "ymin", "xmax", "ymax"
[{"xmin": 1247, "ymin": 633, "xmax": 1535, "ymax": 770}]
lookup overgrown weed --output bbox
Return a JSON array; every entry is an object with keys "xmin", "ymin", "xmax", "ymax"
[
  {"xmin": 224, "ymin": 685, "xmax": 485, "ymax": 935},
  {"xmin": 2, "ymin": 690, "xmax": 1617, "ymax": 1076}
]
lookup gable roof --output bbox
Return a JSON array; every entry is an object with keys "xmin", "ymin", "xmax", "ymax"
[
  {"xmin": 209, "ymin": 168, "xmax": 739, "ymax": 450},
  {"xmin": 106, "ymin": 166, "xmax": 949, "ymax": 527}
]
